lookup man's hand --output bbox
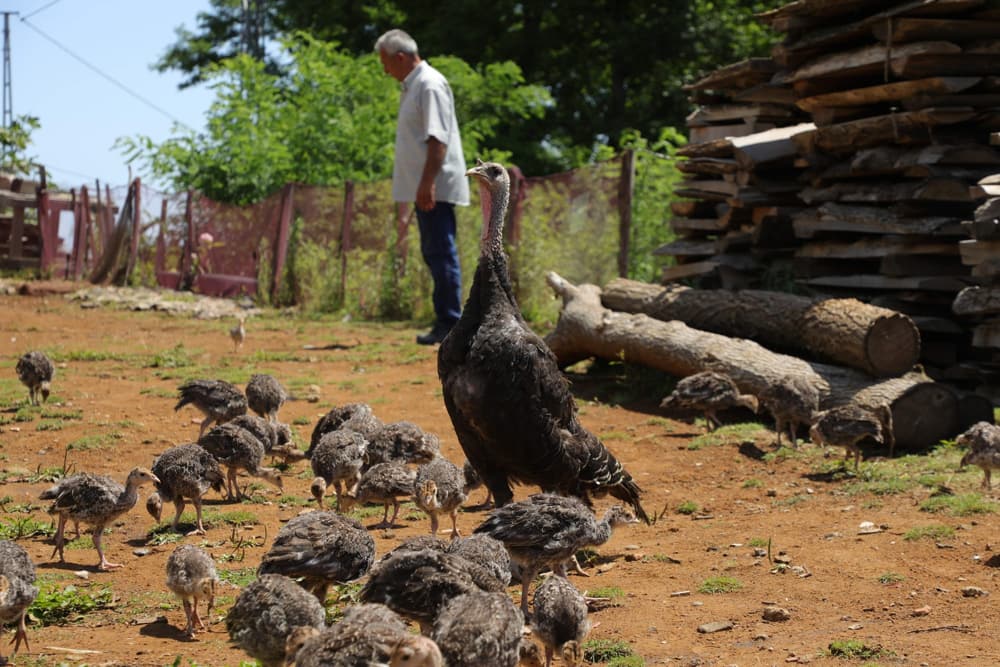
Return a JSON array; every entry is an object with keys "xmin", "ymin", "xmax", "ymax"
[
  {"xmin": 417, "ymin": 137, "xmax": 447, "ymax": 211},
  {"xmin": 416, "ymin": 178, "xmax": 436, "ymax": 211}
]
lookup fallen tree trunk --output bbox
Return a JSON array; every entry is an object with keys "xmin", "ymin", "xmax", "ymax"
[
  {"xmin": 600, "ymin": 277, "xmax": 920, "ymax": 378},
  {"xmin": 544, "ymin": 273, "xmax": 964, "ymax": 452}
]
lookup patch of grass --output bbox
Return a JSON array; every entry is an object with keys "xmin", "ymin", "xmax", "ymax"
[
  {"xmin": 139, "ymin": 387, "xmax": 176, "ymax": 398},
  {"xmin": 582, "ymin": 639, "xmax": 636, "ymax": 663},
  {"xmin": 14, "ymin": 406, "xmax": 37, "ymax": 422},
  {"xmin": 698, "ymin": 576, "xmax": 742, "ymax": 594},
  {"xmin": 35, "ymin": 419, "xmax": 65, "ymax": 431},
  {"xmin": 67, "ymin": 432, "xmax": 124, "ymax": 451},
  {"xmin": 747, "ymin": 537, "xmax": 769, "ymax": 548},
  {"xmin": 586, "ymin": 586, "xmax": 626, "ymax": 607},
  {"xmin": 828, "ymin": 639, "xmax": 892, "ymax": 660},
  {"xmin": 54, "ymin": 350, "xmax": 132, "ymax": 362},
  {"xmin": 147, "ymin": 343, "xmax": 195, "ymax": 368},
  {"xmin": 201, "ymin": 508, "xmax": 260, "ymax": 527},
  {"xmin": 676, "ymin": 500, "xmax": 699, "ymax": 515},
  {"xmin": 218, "ymin": 567, "xmax": 257, "ymax": 587},
  {"xmin": 688, "ymin": 422, "xmax": 769, "ymax": 450},
  {"xmin": 742, "ymin": 478, "xmax": 763, "ymax": 489},
  {"xmin": 608, "ymin": 657, "xmax": 645, "ymax": 667},
  {"xmin": 40, "ymin": 408, "xmax": 83, "ymax": 420},
  {"xmin": 763, "ymin": 445, "xmax": 808, "ymax": 463},
  {"xmin": 773, "ymin": 494, "xmax": 809, "ymax": 507},
  {"xmin": 920, "ymin": 493, "xmax": 998, "ymax": 517},
  {"xmin": 292, "ymin": 416, "xmax": 311, "ymax": 426},
  {"xmin": 903, "ymin": 524, "xmax": 955, "ymax": 541},
  {"xmin": 877, "ymin": 572, "xmax": 905, "ymax": 585},
  {"xmin": 0, "ymin": 516, "xmax": 54, "ymax": 539},
  {"xmin": 28, "ymin": 583, "xmax": 115, "ymax": 625},
  {"xmin": 146, "ymin": 528, "xmax": 184, "ymax": 546}
]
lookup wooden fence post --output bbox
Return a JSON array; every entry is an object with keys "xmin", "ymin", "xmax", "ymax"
[
  {"xmin": 617, "ymin": 149, "xmax": 636, "ymax": 278},
  {"xmin": 271, "ymin": 183, "xmax": 295, "ymax": 305},
  {"xmin": 340, "ymin": 180, "xmax": 355, "ymax": 304}
]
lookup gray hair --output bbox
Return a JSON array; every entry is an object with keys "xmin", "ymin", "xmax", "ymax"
[{"xmin": 375, "ymin": 29, "xmax": 418, "ymax": 56}]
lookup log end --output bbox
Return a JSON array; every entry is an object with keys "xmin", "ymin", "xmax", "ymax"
[
  {"xmin": 891, "ymin": 382, "xmax": 958, "ymax": 452},
  {"xmin": 865, "ymin": 313, "xmax": 921, "ymax": 378}
]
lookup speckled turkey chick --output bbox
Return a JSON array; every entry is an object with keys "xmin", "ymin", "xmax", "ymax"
[
  {"xmin": 957, "ymin": 421, "xmax": 1000, "ymax": 489},
  {"xmin": 148, "ymin": 443, "xmax": 225, "ymax": 535},
  {"xmin": 40, "ymin": 467, "xmax": 159, "ymax": 570},
  {"xmin": 359, "ymin": 547, "xmax": 505, "ymax": 633},
  {"xmin": 659, "ymin": 371, "xmax": 758, "ymax": 432},
  {"xmin": 446, "ymin": 533, "xmax": 512, "ymax": 587},
  {"xmin": 176, "ymin": 379, "xmax": 248, "ymax": 437},
  {"xmin": 16, "ymin": 350, "xmax": 54, "ymax": 406},
  {"xmin": 0, "ymin": 540, "xmax": 38, "ymax": 663},
  {"xmin": 809, "ymin": 403, "xmax": 894, "ymax": 470},
  {"xmin": 246, "ymin": 373, "xmax": 288, "ymax": 422},
  {"xmin": 364, "ymin": 421, "xmax": 440, "ymax": 469},
  {"xmin": 284, "ymin": 603, "xmax": 413, "ymax": 667},
  {"xmin": 229, "ymin": 413, "xmax": 304, "ymax": 464},
  {"xmin": 258, "ymin": 511, "xmax": 375, "ymax": 603},
  {"xmin": 199, "ymin": 421, "xmax": 283, "ymax": 500},
  {"xmin": 340, "ymin": 461, "xmax": 416, "ymax": 529},
  {"xmin": 760, "ymin": 375, "xmax": 820, "ymax": 448},
  {"xmin": 474, "ymin": 493, "xmax": 639, "ymax": 617},
  {"xmin": 531, "ymin": 575, "xmax": 590, "ymax": 667},
  {"xmin": 226, "ymin": 573, "xmax": 325, "ymax": 667},
  {"xmin": 165, "ymin": 544, "xmax": 219, "ymax": 638},
  {"xmin": 307, "ymin": 403, "xmax": 383, "ymax": 457},
  {"xmin": 431, "ymin": 591, "xmax": 528, "ymax": 667},
  {"xmin": 414, "ymin": 457, "xmax": 467, "ymax": 538},
  {"xmin": 308, "ymin": 429, "xmax": 368, "ymax": 511}
]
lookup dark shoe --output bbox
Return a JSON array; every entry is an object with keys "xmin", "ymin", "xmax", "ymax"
[{"xmin": 416, "ymin": 322, "xmax": 453, "ymax": 345}]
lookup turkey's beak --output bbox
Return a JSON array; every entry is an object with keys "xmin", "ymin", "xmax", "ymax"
[
  {"xmin": 150, "ymin": 473, "xmax": 161, "ymax": 485},
  {"xmin": 466, "ymin": 161, "xmax": 486, "ymax": 179}
]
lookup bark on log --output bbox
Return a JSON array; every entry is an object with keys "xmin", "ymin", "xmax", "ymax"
[
  {"xmin": 599, "ymin": 277, "xmax": 920, "ymax": 378},
  {"xmin": 543, "ymin": 273, "xmax": 962, "ymax": 452}
]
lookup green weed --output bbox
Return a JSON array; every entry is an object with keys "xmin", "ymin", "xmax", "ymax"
[
  {"xmin": 586, "ymin": 586, "xmax": 626, "ymax": 607},
  {"xmin": 698, "ymin": 576, "xmax": 742, "ymax": 594},
  {"xmin": 28, "ymin": 583, "xmax": 115, "ymax": 625},
  {"xmin": 920, "ymin": 493, "xmax": 997, "ymax": 517},
  {"xmin": 828, "ymin": 639, "xmax": 892, "ymax": 660},
  {"xmin": 0, "ymin": 516, "xmax": 54, "ymax": 539},
  {"xmin": 877, "ymin": 572, "xmax": 905, "ymax": 585},
  {"xmin": 676, "ymin": 500, "xmax": 699, "ymax": 515},
  {"xmin": 582, "ymin": 639, "xmax": 635, "ymax": 663},
  {"xmin": 903, "ymin": 525, "xmax": 955, "ymax": 541}
]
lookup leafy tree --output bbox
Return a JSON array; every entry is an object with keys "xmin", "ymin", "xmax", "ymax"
[
  {"xmin": 123, "ymin": 34, "xmax": 549, "ymax": 204},
  {"xmin": 153, "ymin": 0, "xmax": 783, "ymax": 173},
  {"xmin": 0, "ymin": 114, "xmax": 41, "ymax": 176}
]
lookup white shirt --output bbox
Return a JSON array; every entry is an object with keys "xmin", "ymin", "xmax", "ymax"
[{"xmin": 392, "ymin": 61, "xmax": 470, "ymax": 205}]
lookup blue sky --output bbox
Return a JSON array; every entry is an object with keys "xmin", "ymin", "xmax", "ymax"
[{"xmin": 10, "ymin": 0, "xmax": 214, "ymax": 191}]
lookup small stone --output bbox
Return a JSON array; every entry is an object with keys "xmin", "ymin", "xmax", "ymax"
[
  {"xmin": 763, "ymin": 606, "xmax": 791, "ymax": 622},
  {"xmin": 596, "ymin": 563, "xmax": 616, "ymax": 573},
  {"xmin": 961, "ymin": 586, "xmax": 988, "ymax": 598},
  {"xmin": 753, "ymin": 548, "xmax": 768, "ymax": 558},
  {"xmin": 773, "ymin": 554, "xmax": 792, "ymax": 564},
  {"xmin": 624, "ymin": 544, "xmax": 641, "ymax": 550},
  {"xmin": 697, "ymin": 621, "xmax": 733, "ymax": 634},
  {"xmin": 133, "ymin": 548, "xmax": 151, "ymax": 557},
  {"xmin": 858, "ymin": 521, "xmax": 882, "ymax": 534},
  {"xmin": 670, "ymin": 590, "xmax": 691, "ymax": 597},
  {"xmin": 912, "ymin": 605, "xmax": 931, "ymax": 617},
  {"xmin": 625, "ymin": 552, "xmax": 645, "ymax": 562},
  {"xmin": 753, "ymin": 632, "xmax": 769, "ymax": 641},
  {"xmin": 74, "ymin": 570, "xmax": 90, "ymax": 580},
  {"xmin": 848, "ymin": 623, "xmax": 863, "ymax": 630},
  {"xmin": 766, "ymin": 489, "xmax": 777, "ymax": 497}
]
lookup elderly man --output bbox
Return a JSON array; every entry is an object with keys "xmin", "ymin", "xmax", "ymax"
[{"xmin": 376, "ymin": 28, "xmax": 470, "ymax": 345}]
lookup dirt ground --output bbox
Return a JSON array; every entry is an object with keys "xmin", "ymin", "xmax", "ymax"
[{"xmin": 0, "ymin": 288, "xmax": 998, "ymax": 667}]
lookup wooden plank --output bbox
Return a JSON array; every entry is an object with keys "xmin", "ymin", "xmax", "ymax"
[
  {"xmin": 972, "ymin": 319, "xmax": 1000, "ymax": 348},
  {"xmin": 652, "ymin": 239, "xmax": 717, "ymax": 257},
  {"xmin": 892, "ymin": 53, "xmax": 1000, "ymax": 78},
  {"xmin": 686, "ymin": 104, "xmax": 798, "ymax": 126},
  {"xmin": 804, "ymin": 274, "xmax": 970, "ymax": 291},
  {"xmin": 792, "ymin": 203, "xmax": 964, "ymax": 237},
  {"xmin": 796, "ymin": 237, "xmax": 959, "ymax": 259},
  {"xmin": 903, "ymin": 93, "xmax": 1000, "ymax": 110},
  {"xmin": 689, "ymin": 121, "xmax": 775, "ymax": 145},
  {"xmin": 731, "ymin": 84, "xmax": 799, "ymax": 105},
  {"xmin": 776, "ymin": 41, "xmax": 961, "ymax": 84},
  {"xmin": 669, "ymin": 217, "xmax": 730, "ymax": 232},
  {"xmin": 872, "ymin": 18, "xmax": 1000, "ymax": 43},
  {"xmin": 757, "ymin": 0, "xmax": 901, "ymax": 32},
  {"xmin": 660, "ymin": 260, "xmax": 719, "ymax": 282},
  {"xmin": 793, "ymin": 108, "xmax": 977, "ymax": 154},
  {"xmin": 880, "ymin": 254, "xmax": 965, "ymax": 276},
  {"xmin": 953, "ymin": 286, "xmax": 1000, "ymax": 316},
  {"xmin": 959, "ymin": 238, "xmax": 1000, "ymax": 264},
  {"xmin": 729, "ymin": 122, "xmax": 817, "ymax": 167},
  {"xmin": 796, "ymin": 77, "xmax": 980, "ymax": 112},
  {"xmin": 676, "ymin": 158, "xmax": 740, "ymax": 176},
  {"xmin": 801, "ymin": 178, "xmax": 982, "ymax": 204},
  {"xmin": 684, "ymin": 58, "xmax": 777, "ymax": 92}
]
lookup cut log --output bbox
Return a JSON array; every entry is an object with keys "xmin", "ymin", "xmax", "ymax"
[
  {"xmin": 775, "ymin": 41, "xmax": 962, "ymax": 84},
  {"xmin": 600, "ymin": 277, "xmax": 920, "ymax": 378},
  {"xmin": 952, "ymin": 286, "xmax": 1000, "ymax": 316},
  {"xmin": 792, "ymin": 202, "xmax": 964, "ymax": 238},
  {"xmin": 683, "ymin": 58, "xmax": 778, "ymax": 92},
  {"xmin": 891, "ymin": 53, "xmax": 1000, "ymax": 78},
  {"xmin": 792, "ymin": 108, "xmax": 977, "ymax": 154},
  {"xmin": 543, "ymin": 273, "xmax": 962, "ymax": 451},
  {"xmin": 872, "ymin": 18, "xmax": 1000, "ymax": 43}
]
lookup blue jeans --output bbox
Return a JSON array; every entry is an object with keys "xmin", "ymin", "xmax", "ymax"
[{"xmin": 416, "ymin": 202, "xmax": 462, "ymax": 326}]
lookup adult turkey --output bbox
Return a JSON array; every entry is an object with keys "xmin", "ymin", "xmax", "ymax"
[{"xmin": 438, "ymin": 160, "xmax": 648, "ymax": 523}]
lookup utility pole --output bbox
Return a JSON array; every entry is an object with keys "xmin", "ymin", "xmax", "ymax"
[{"xmin": 1, "ymin": 11, "xmax": 15, "ymax": 130}]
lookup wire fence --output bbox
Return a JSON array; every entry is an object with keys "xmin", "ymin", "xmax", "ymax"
[{"xmin": 19, "ymin": 153, "xmax": 638, "ymax": 325}]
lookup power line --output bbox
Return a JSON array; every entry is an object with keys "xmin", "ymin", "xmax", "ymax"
[
  {"xmin": 19, "ymin": 17, "xmax": 194, "ymax": 131},
  {"xmin": 22, "ymin": 0, "xmax": 64, "ymax": 21}
]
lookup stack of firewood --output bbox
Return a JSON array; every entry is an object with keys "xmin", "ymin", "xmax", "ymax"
[{"xmin": 660, "ymin": 0, "xmax": 1000, "ymax": 401}]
